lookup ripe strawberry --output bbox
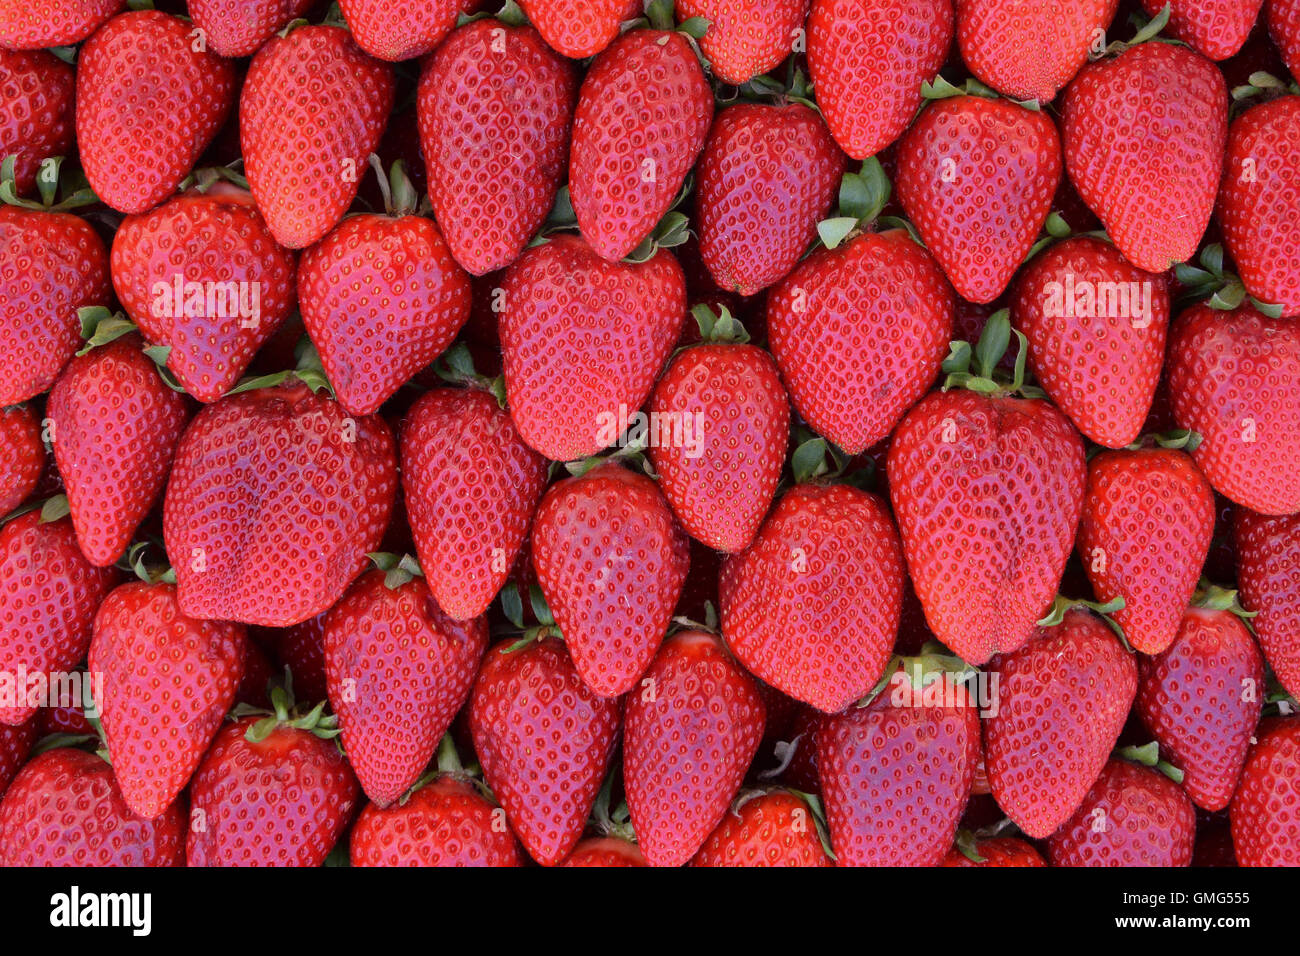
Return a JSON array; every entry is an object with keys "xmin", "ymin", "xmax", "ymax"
[
  {"xmin": 624, "ymin": 629, "xmax": 766, "ymax": 867},
  {"xmin": 1141, "ymin": 0, "xmax": 1263, "ymax": 59},
  {"xmin": 691, "ymin": 789, "xmax": 833, "ymax": 867},
  {"xmin": 0, "ymin": 748, "xmax": 185, "ymax": 866},
  {"xmin": 90, "ymin": 580, "xmax": 246, "ymax": 819},
  {"xmin": 563, "ymin": 836, "xmax": 648, "ymax": 866},
  {"xmin": 1167, "ymin": 302, "xmax": 1300, "ymax": 515},
  {"xmin": 0, "ymin": 49, "xmax": 74, "ymax": 197},
  {"xmin": 0, "ymin": 404, "xmax": 42, "ymax": 514},
  {"xmin": 0, "ymin": 0, "xmax": 124, "ymax": 50},
  {"xmin": 767, "ymin": 229, "xmax": 955, "ymax": 455},
  {"xmin": 1062, "ymin": 40, "xmax": 1227, "ymax": 272},
  {"xmin": 35, "ymin": 668, "xmax": 93, "ymax": 738},
  {"xmin": 1234, "ymin": 508, "xmax": 1300, "ymax": 700},
  {"xmin": 676, "ymin": 0, "xmax": 809, "ymax": 84},
  {"xmin": 532, "ymin": 462, "xmax": 690, "ymax": 697},
  {"xmin": 0, "ymin": 718, "xmax": 35, "ymax": 796},
  {"xmin": 1270, "ymin": 0, "xmax": 1300, "ymax": 78},
  {"xmin": 418, "ymin": 20, "xmax": 576, "ymax": 276},
  {"xmin": 1230, "ymin": 717, "xmax": 1300, "ymax": 866},
  {"xmin": 519, "ymin": 0, "xmax": 641, "ymax": 58},
  {"xmin": 241, "ymin": 25, "xmax": 395, "ymax": 249},
  {"xmin": 187, "ymin": 0, "xmax": 314, "ymax": 57},
  {"xmin": 941, "ymin": 835, "xmax": 1047, "ymax": 867},
  {"xmin": 339, "ymin": 0, "xmax": 460, "ymax": 60},
  {"xmin": 984, "ymin": 608, "xmax": 1138, "ymax": 838},
  {"xmin": 569, "ymin": 28, "xmax": 713, "ymax": 261},
  {"xmin": 807, "ymin": 0, "xmax": 954, "ymax": 160},
  {"xmin": 163, "ymin": 381, "xmax": 397, "ymax": 627},
  {"xmin": 500, "ymin": 235, "xmax": 685, "ymax": 461}
]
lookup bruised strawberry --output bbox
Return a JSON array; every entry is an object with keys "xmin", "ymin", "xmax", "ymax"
[
  {"xmin": 1234, "ymin": 508, "xmax": 1300, "ymax": 700},
  {"xmin": 691, "ymin": 789, "xmax": 833, "ymax": 867},
  {"xmin": 518, "ymin": 0, "xmax": 641, "ymax": 58},
  {"xmin": 339, "ymin": 0, "xmax": 459, "ymax": 60},
  {"xmin": 942, "ymin": 835, "xmax": 1047, "ymax": 867},
  {"xmin": 1141, "ymin": 0, "xmax": 1263, "ymax": 59},
  {"xmin": 0, "ymin": 50, "xmax": 74, "ymax": 197},
  {"xmin": 0, "ymin": 0, "xmax": 124, "ymax": 50},
  {"xmin": 1230, "ymin": 716, "xmax": 1300, "ymax": 866},
  {"xmin": 187, "ymin": 0, "xmax": 314, "ymax": 57},
  {"xmin": 677, "ymin": 0, "xmax": 809, "ymax": 83},
  {"xmin": 0, "ymin": 405, "xmax": 43, "ymax": 514}
]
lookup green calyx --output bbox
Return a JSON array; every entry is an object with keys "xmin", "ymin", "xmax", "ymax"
[
  {"xmin": 432, "ymin": 342, "xmax": 508, "ymax": 409},
  {"xmin": 953, "ymin": 829, "xmax": 988, "ymax": 864},
  {"xmin": 1037, "ymin": 594, "xmax": 1131, "ymax": 650},
  {"xmin": 1125, "ymin": 428, "xmax": 1203, "ymax": 452},
  {"xmin": 857, "ymin": 643, "xmax": 976, "ymax": 708},
  {"xmin": 367, "ymin": 154, "xmax": 424, "ymax": 218},
  {"xmin": 228, "ymin": 337, "xmax": 335, "ymax": 398},
  {"xmin": 499, "ymin": 582, "xmax": 564, "ymax": 649},
  {"xmin": 1174, "ymin": 244, "xmax": 1285, "ymax": 317},
  {"xmin": 1231, "ymin": 71, "xmax": 1300, "ymax": 104},
  {"xmin": 589, "ymin": 767, "xmax": 638, "ymax": 843},
  {"xmin": 920, "ymin": 73, "xmax": 1041, "ymax": 111},
  {"xmin": 240, "ymin": 679, "xmax": 341, "ymax": 745},
  {"xmin": 77, "ymin": 307, "xmax": 187, "ymax": 393},
  {"xmin": 690, "ymin": 304, "xmax": 750, "ymax": 345},
  {"xmin": 0, "ymin": 155, "xmax": 99, "ymax": 212},
  {"xmin": 941, "ymin": 310, "xmax": 1044, "ymax": 399},
  {"xmin": 367, "ymin": 552, "xmax": 424, "ymax": 590},
  {"xmin": 670, "ymin": 600, "xmax": 720, "ymax": 636},
  {"xmin": 121, "ymin": 541, "xmax": 176, "ymax": 586},
  {"xmin": 732, "ymin": 67, "xmax": 817, "ymax": 110},
  {"xmin": 817, "ymin": 157, "xmax": 891, "ymax": 251},
  {"xmin": 1096, "ymin": 2, "xmax": 1174, "ymax": 59},
  {"xmin": 179, "ymin": 162, "xmax": 250, "ymax": 195},
  {"xmin": 1116, "ymin": 741, "xmax": 1185, "ymax": 784},
  {"xmin": 790, "ymin": 435, "xmax": 847, "ymax": 484},
  {"xmin": 625, "ymin": 208, "xmax": 690, "ymax": 263},
  {"xmin": 1191, "ymin": 580, "xmax": 1258, "ymax": 622}
]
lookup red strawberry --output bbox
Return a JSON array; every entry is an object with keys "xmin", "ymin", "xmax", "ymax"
[
  {"xmin": 807, "ymin": 0, "xmax": 954, "ymax": 160},
  {"xmin": 163, "ymin": 381, "xmax": 397, "ymax": 627},
  {"xmin": 240, "ymin": 25, "xmax": 395, "ymax": 249},
  {"xmin": 1167, "ymin": 302, "xmax": 1300, "ymax": 515},
  {"xmin": 418, "ymin": 20, "xmax": 576, "ymax": 276},
  {"xmin": 942, "ymin": 835, "xmax": 1047, "ymax": 867},
  {"xmin": 0, "ymin": 404, "xmax": 42, "ymax": 514},
  {"xmin": 1234, "ymin": 508, "xmax": 1300, "ymax": 699},
  {"xmin": 235, "ymin": 638, "xmax": 274, "ymax": 709},
  {"xmin": 563, "ymin": 836, "xmax": 648, "ymax": 866},
  {"xmin": 624, "ymin": 629, "xmax": 766, "ymax": 867},
  {"xmin": 1270, "ymin": 0, "xmax": 1300, "ymax": 78},
  {"xmin": 519, "ymin": 0, "xmax": 641, "ymax": 58},
  {"xmin": 36, "ymin": 669, "xmax": 94, "ymax": 738},
  {"xmin": 187, "ymin": 0, "xmax": 314, "ymax": 57},
  {"xmin": 1230, "ymin": 716, "xmax": 1300, "ymax": 866},
  {"xmin": 0, "ymin": 0, "xmax": 124, "ymax": 50},
  {"xmin": 339, "ymin": 0, "xmax": 460, "ymax": 60},
  {"xmin": 500, "ymin": 235, "xmax": 685, "ymax": 461},
  {"xmin": 676, "ymin": 0, "xmax": 809, "ymax": 84},
  {"xmin": 0, "ymin": 718, "xmax": 35, "ymax": 796},
  {"xmin": 1062, "ymin": 40, "xmax": 1227, "ymax": 272},
  {"xmin": 569, "ymin": 28, "xmax": 713, "ymax": 261},
  {"xmin": 532, "ymin": 461, "xmax": 690, "ymax": 697},
  {"xmin": 1141, "ymin": 0, "xmax": 1263, "ymax": 59},
  {"xmin": 90, "ymin": 580, "xmax": 246, "ymax": 819},
  {"xmin": 254, "ymin": 614, "xmax": 329, "ymax": 703},
  {"xmin": 691, "ymin": 789, "xmax": 834, "ymax": 867},
  {"xmin": 0, "ymin": 49, "xmax": 74, "ymax": 196}
]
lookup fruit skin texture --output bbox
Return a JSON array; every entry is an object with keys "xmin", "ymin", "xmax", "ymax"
[
  {"xmin": 299, "ymin": 214, "xmax": 471, "ymax": 416},
  {"xmin": 767, "ymin": 230, "xmax": 955, "ymax": 456},
  {"xmin": 1234, "ymin": 508, "xmax": 1300, "ymax": 700},
  {"xmin": 500, "ymin": 235, "xmax": 685, "ymax": 462},
  {"xmin": 0, "ymin": 0, "xmax": 124, "ymax": 50},
  {"xmin": 163, "ymin": 382, "xmax": 397, "ymax": 628},
  {"xmin": 469, "ymin": 637, "xmax": 621, "ymax": 866},
  {"xmin": 323, "ymin": 570, "xmax": 488, "ymax": 808},
  {"xmin": 1062, "ymin": 42, "xmax": 1227, "ymax": 273},
  {"xmin": 941, "ymin": 836, "xmax": 1047, "ymax": 867},
  {"xmin": 111, "ymin": 191, "xmax": 299, "ymax": 404},
  {"xmin": 887, "ymin": 390, "xmax": 1086, "ymax": 665},
  {"xmin": 1230, "ymin": 717, "xmax": 1300, "ymax": 866},
  {"xmin": 1270, "ymin": 0, "xmax": 1300, "ymax": 79},
  {"xmin": 531, "ymin": 462, "xmax": 690, "ymax": 698},
  {"xmin": 47, "ymin": 336, "xmax": 190, "ymax": 567},
  {"xmin": 350, "ymin": 775, "xmax": 523, "ymax": 867},
  {"xmin": 696, "ymin": 102, "xmax": 845, "ymax": 296},
  {"xmin": 563, "ymin": 836, "xmax": 647, "ymax": 866},
  {"xmin": 896, "ymin": 95, "xmax": 1062, "ymax": 304},
  {"xmin": 0, "ymin": 749, "xmax": 185, "ymax": 866},
  {"xmin": 1136, "ymin": 608, "xmax": 1264, "ymax": 812},
  {"xmin": 0, "ymin": 718, "xmax": 35, "ymax": 796},
  {"xmin": 418, "ymin": 22, "xmax": 575, "ymax": 276},
  {"xmin": 89, "ymin": 581, "xmax": 246, "ymax": 820},
  {"xmin": 520, "ymin": 0, "xmax": 641, "ymax": 58},
  {"xmin": 984, "ymin": 610, "xmax": 1138, "ymax": 839},
  {"xmin": 720, "ymin": 483, "xmax": 904, "ymax": 714},
  {"xmin": 624, "ymin": 630, "xmax": 766, "ymax": 867},
  {"xmin": 240, "ymin": 25, "xmax": 395, "ymax": 249},
  {"xmin": 1216, "ymin": 96, "xmax": 1300, "ymax": 318},
  {"xmin": 1167, "ymin": 303, "xmax": 1300, "ymax": 515},
  {"xmin": 569, "ymin": 29, "xmax": 714, "ymax": 262},
  {"xmin": 0, "ymin": 49, "xmax": 74, "ymax": 196},
  {"xmin": 691, "ymin": 790, "xmax": 834, "ymax": 867},
  {"xmin": 339, "ymin": 0, "xmax": 460, "ymax": 60},
  {"xmin": 1141, "ymin": 0, "xmax": 1263, "ymax": 60},
  {"xmin": 816, "ymin": 670, "xmax": 980, "ymax": 866},
  {"xmin": 0, "ymin": 405, "xmax": 43, "ymax": 515},
  {"xmin": 807, "ymin": 0, "xmax": 954, "ymax": 160},
  {"xmin": 677, "ymin": 0, "xmax": 810, "ymax": 84},
  {"xmin": 187, "ymin": 0, "xmax": 314, "ymax": 58},
  {"xmin": 1011, "ymin": 236, "xmax": 1170, "ymax": 447},
  {"xmin": 1077, "ymin": 449, "xmax": 1216, "ymax": 655}
]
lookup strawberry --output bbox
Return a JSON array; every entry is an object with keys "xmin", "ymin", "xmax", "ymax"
[
  {"xmin": 1234, "ymin": 508, "xmax": 1300, "ymax": 700},
  {"xmin": 1230, "ymin": 717, "xmax": 1300, "ymax": 866},
  {"xmin": 500, "ymin": 234, "xmax": 685, "ymax": 461},
  {"xmin": 0, "ymin": 0, "xmax": 124, "ymax": 50},
  {"xmin": 806, "ymin": 0, "xmax": 953, "ymax": 160},
  {"xmin": 0, "ymin": 49, "xmax": 74, "ymax": 196},
  {"xmin": 35, "ymin": 668, "xmax": 93, "ymax": 738},
  {"xmin": 563, "ymin": 836, "xmax": 648, "ymax": 866},
  {"xmin": 163, "ymin": 381, "xmax": 397, "ymax": 627},
  {"xmin": 0, "ymin": 718, "xmax": 35, "ymax": 796},
  {"xmin": 90, "ymin": 580, "xmax": 246, "ymax": 819},
  {"xmin": 0, "ymin": 748, "xmax": 185, "ymax": 866},
  {"xmin": 187, "ymin": 0, "xmax": 314, "ymax": 57},
  {"xmin": 624, "ymin": 629, "xmax": 766, "ymax": 867},
  {"xmin": 942, "ymin": 835, "xmax": 1047, "ymax": 867},
  {"xmin": 569, "ymin": 27, "xmax": 714, "ymax": 261},
  {"xmin": 984, "ymin": 607, "xmax": 1138, "ymax": 838},
  {"xmin": 532, "ymin": 461, "xmax": 690, "ymax": 697},
  {"xmin": 240, "ymin": 25, "xmax": 395, "ymax": 249},
  {"xmin": 418, "ymin": 19, "xmax": 576, "ymax": 276},
  {"xmin": 0, "ymin": 404, "xmax": 42, "ymax": 514},
  {"xmin": 1011, "ymin": 236, "xmax": 1170, "ymax": 447},
  {"xmin": 1270, "ymin": 0, "xmax": 1300, "ymax": 78},
  {"xmin": 254, "ymin": 614, "xmax": 330, "ymax": 703},
  {"xmin": 1062, "ymin": 39, "xmax": 1227, "ymax": 272},
  {"xmin": 1141, "ymin": 0, "xmax": 1263, "ymax": 60},
  {"xmin": 236, "ymin": 638, "xmax": 274, "ymax": 709},
  {"xmin": 339, "ymin": 0, "xmax": 460, "ymax": 60},
  {"xmin": 676, "ymin": 0, "xmax": 809, "ymax": 84},
  {"xmin": 691, "ymin": 789, "xmax": 833, "ymax": 867},
  {"xmin": 519, "ymin": 0, "xmax": 641, "ymax": 59},
  {"xmin": 1167, "ymin": 302, "xmax": 1300, "ymax": 515}
]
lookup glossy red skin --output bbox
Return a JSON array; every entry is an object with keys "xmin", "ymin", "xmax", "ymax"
[
  {"xmin": 112, "ymin": 192, "xmax": 299, "ymax": 403},
  {"xmin": 339, "ymin": 0, "xmax": 459, "ymax": 60},
  {"xmin": 500, "ymin": 235, "xmax": 685, "ymax": 462},
  {"xmin": 1217, "ymin": 96, "xmax": 1300, "ymax": 317},
  {"xmin": 1234, "ymin": 508, "xmax": 1300, "ymax": 700},
  {"xmin": 0, "ymin": 49, "xmax": 74, "ymax": 196},
  {"xmin": 187, "ymin": 716, "xmax": 359, "ymax": 866},
  {"xmin": 519, "ymin": 0, "xmax": 641, "ymax": 58},
  {"xmin": 562, "ymin": 836, "xmax": 647, "ymax": 866},
  {"xmin": 253, "ymin": 614, "xmax": 329, "ymax": 704},
  {"xmin": 1271, "ymin": 0, "xmax": 1300, "ymax": 78},
  {"xmin": 0, "ymin": 0, "xmax": 124, "ymax": 49},
  {"xmin": 1137, "ymin": 608, "xmax": 1264, "ymax": 812},
  {"xmin": 817, "ymin": 670, "xmax": 979, "ymax": 866},
  {"xmin": 1230, "ymin": 717, "xmax": 1300, "ymax": 866},
  {"xmin": 1011, "ymin": 237, "xmax": 1170, "ymax": 447},
  {"xmin": 721, "ymin": 484, "xmax": 903, "ymax": 714},
  {"xmin": 90, "ymin": 581, "xmax": 246, "ymax": 820},
  {"xmin": 323, "ymin": 570, "xmax": 487, "ymax": 807},
  {"xmin": 984, "ymin": 610, "xmax": 1137, "ymax": 838},
  {"xmin": 187, "ymin": 0, "xmax": 313, "ymax": 57},
  {"xmin": 0, "ymin": 719, "xmax": 35, "ymax": 797},
  {"xmin": 469, "ymin": 637, "xmax": 621, "ymax": 865},
  {"xmin": 163, "ymin": 382, "xmax": 397, "ymax": 627},
  {"xmin": 1048, "ymin": 759, "xmax": 1197, "ymax": 866},
  {"xmin": 677, "ymin": 0, "xmax": 809, "ymax": 83},
  {"xmin": 767, "ymin": 230, "xmax": 955, "ymax": 455},
  {"xmin": 691, "ymin": 790, "xmax": 834, "ymax": 867},
  {"xmin": 1077, "ymin": 449, "xmax": 1216, "ymax": 655},
  {"xmin": 942, "ymin": 836, "xmax": 1047, "ymax": 866},
  {"xmin": 0, "ymin": 404, "xmax": 43, "ymax": 514},
  {"xmin": 532, "ymin": 462, "xmax": 690, "ymax": 698},
  {"xmin": 1167, "ymin": 303, "xmax": 1300, "ymax": 515},
  {"xmin": 0, "ymin": 207, "xmax": 111, "ymax": 406},
  {"xmin": 624, "ymin": 630, "xmax": 765, "ymax": 867},
  {"xmin": 696, "ymin": 102, "xmax": 845, "ymax": 296},
  {"xmin": 1141, "ymin": 0, "xmax": 1263, "ymax": 59},
  {"xmin": 896, "ymin": 96, "xmax": 1061, "ymax": 304},
  {"xmin": 48, "ymin": 336, "xmax": 190, "ymax": 567},
  {"xmin": 350, "ymin": 775, "xmax": 523, "ymax": 866},
  {"xmin": 241, "ymin": 26, "xmax": 395, "ymax": 249},
  {"xmin": 646, "ymin": 344, "xmax": 789, "ymax": 553},
  {"xmin": 1063, "ymin": 42, "xmax": 1227, "ymax": 272},
  {"xmin": 402, "ymin": 387, "xmax": 547, "ymax": 621},
  {"xmin": 888, "ymin": 391, "xmax": 1086, "ymax": 665},
  {"xmin": 418, "ymin": 21, "xmax": 576, "ymax": 276},
  {"xmin": 569, "ymin": 29, "xmax": 714, "ymax": 262}
]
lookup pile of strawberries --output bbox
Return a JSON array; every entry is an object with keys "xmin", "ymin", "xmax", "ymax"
[{"xmin": 0, "ymin": 0, "xmax": 1297, "ymax": 869}]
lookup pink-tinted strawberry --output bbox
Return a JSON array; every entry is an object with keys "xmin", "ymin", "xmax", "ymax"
[
  {"xmin": 0, "ymin": 718, "xmax": 35, "ymax": 796},
  {"xmin": 0, "ymin": 404, "xmax": 42, "ymax": 514},
  {"xmin": 187, "ymin": 0, "xmax": 314, "ymax": 57},
  {"xmin": 691, "ymin": 789, "xmax": 834, "ymax": 867},
  {"xmin": 519, "ymin": 0, "xmax": 641, "ymax": 58},
  {"xmin": 1141, "ymin": 0, "xmax": 1263, "ymax": 59},
  {"xmin": 1230, "ymin": 716, "xmax": 1300, "ymax": 866},
  {"xmin": 0, "ymin": 0, "xmax": 124, "ymax": 50},
  {"xmin": 339, "ymin": 0, "xmax": 460, "ymax": 60},
  {"xmin": 677, "ymin": 0, "xmax": 809, "ymax": 83},
  {"xmin": 563, "ymin": 836, "xmax": 648, "ymax": 866},
  {"xmin": 1234, "ymin": 508, "xmax": 1300, "ymax": 699},
  {"xmin": 1270, "ymin": 0, "xmax": 1300, "ymax": 78},
  {"xmin": 942, "ymin": 834, "xmax": 1047, "ymax": 866},
  {"xmin": 0, "ymin": 49, "xmax": 74, "ymax": 196}
]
